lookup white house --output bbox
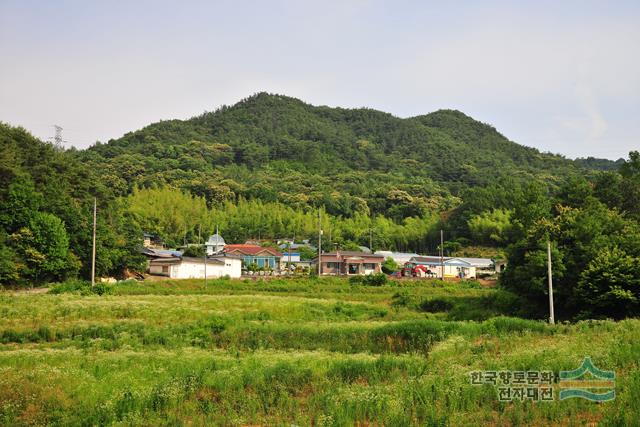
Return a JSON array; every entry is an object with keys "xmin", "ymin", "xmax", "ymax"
[{"xmin": 149, "ymin": 255, "xmax": 241, "ymax": 279}]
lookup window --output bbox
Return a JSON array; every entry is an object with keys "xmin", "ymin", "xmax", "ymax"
[
  {"xmin": 364, "ymin": 263, "xmax": 376, "ymax": 269},
  {"xmin": 162, "ymin": 266, "xmax": 169, "ymax": 273}
]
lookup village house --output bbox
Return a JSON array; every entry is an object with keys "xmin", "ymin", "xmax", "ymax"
[
  {"xmin": 224, "ymin": 244, "xmax": 283, "ymax": 271},
  {"xmin": 312, "ymin": 251, "xmax": 384, "ymax": 276},
  {"xmin": 148, "ymin": 254, "xmax": 242, "ymax": 279},
  {"xmin": 406, "ymin": 256, "xmax": 497, "ymax": 279}
]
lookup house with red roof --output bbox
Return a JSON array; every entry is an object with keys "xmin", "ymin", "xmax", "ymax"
[{"xmin": 224, "ymin": 244, "xmax": 283, "ymax": 271}]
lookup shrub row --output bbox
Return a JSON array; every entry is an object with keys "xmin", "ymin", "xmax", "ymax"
[{"xmin": 0, "ymin": 316, "xmax": 551, "ymax": 352}]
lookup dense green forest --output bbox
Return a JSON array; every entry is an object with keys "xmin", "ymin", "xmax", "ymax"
[
  {"xmin": 0, "ymin": 124, "xmax": 145, "ymax": 285},
  {"xmin": 1, "ymin": 92, "xmax": 639, "ymax": 319},
  {"xmin": 80, "ymin": 93, "xmax": 614, "ymax": 221}
]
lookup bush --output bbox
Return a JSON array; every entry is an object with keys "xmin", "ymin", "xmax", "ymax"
[
  {"xmin": 363, "ymin": 273, "xmax": 388, "ymax": 286},
  {"xmin": 49, "ymin": 280, "xmax": 90, "ymax": 294},
  {"xmin": 381, "ymin": 257, "xmax": 399, "ymax": 274},
  {"xmin": 348, "ymin": 273, "xmax": 388, "ymax": 286},
  {"xmin": 92, "ymin": 282, "xmax": 113, "ymax": 295},
  {"xmin": 391, "ymin": 291, "xmax": 412, "ymax": 309},
  {"xmin": 49, "ymin": 280, "xmax": 113, "ymax": 295},
  {"xmin": 182, "ymin": 245, "xmax": 205, "ymax": 257},
  {"xmin": 348, "ymin": 276, "xmax": 364, "ymax": 285},
  {"xmin": 418, "ymin": 298, "xmax": 454, "ymax": 313},
  {"xmin": 459, "ymin": 280, "xmax": 482, "ymax": 289}
]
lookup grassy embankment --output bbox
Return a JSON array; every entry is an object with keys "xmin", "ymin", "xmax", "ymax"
[{"xmin": 0, "ymin": 277, "xmax": 638, "ymax": 426}]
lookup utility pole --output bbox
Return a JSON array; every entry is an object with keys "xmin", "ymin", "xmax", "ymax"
[
  {"xmin": 215, "ymin": 224, "xmax": 220, "ymax": 253},
  {"xmin": 91, "ymin": 198, "xmax": 97, "ymax": 288},
  {"xmin": 318, "ymin": 210, "xmax": 322, "ymax": 276},
  {"xmin": 369, "ymin": 228, "xmax": 373, "ymax": 253},
  {"xmin": 440, "ymin": 229, "xmax": 444, "ymax": 281},
  {"xmin": 547, "ymin": 240, "xmax": 555, "ymax": 324}
]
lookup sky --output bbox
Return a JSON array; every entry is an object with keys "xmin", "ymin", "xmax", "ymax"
[{"xmin": 1, "ymin": 0, "xmax": 638, "ymax": 160}]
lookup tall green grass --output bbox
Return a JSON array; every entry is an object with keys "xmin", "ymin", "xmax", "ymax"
[{"xmin": 0, "ymin": 279, "xmax": 638, "ymax": 425}]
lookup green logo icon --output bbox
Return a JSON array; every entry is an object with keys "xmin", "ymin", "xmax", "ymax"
[{"xmin": 559, "ymin": 357, "xmax": 615, "ymax": 402}]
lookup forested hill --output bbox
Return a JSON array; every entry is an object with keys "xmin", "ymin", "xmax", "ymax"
[
  {"xmin": 2, "ymin": 96, "xmax": 640, "ymax": 319},
  {"xmin": 79, "ymin": 92, "xmax": 612, "ymax": 218}
]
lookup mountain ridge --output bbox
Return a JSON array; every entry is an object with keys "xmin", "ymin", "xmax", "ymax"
[{"xmin": 74, "ymin": 92, "xmax": 622, "ymax": 219}]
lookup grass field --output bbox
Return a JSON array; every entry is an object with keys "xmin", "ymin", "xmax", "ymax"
[{"xmin": 0, "ymin": 277, "xmax": 638, "ymax": 426}]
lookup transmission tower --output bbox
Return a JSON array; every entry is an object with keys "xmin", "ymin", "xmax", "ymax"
[{"xmin": 49, "ymin": 125, "xmax": 66, "ymax": 148}]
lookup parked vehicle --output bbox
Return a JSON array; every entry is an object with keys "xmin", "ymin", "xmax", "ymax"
[{"xmin": 401, "ymin": 262, "xmax": 436, "ymax": 278}]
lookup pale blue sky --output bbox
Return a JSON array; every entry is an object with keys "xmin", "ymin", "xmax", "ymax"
[{"xmin": 1, "ymin": 0, "xmax": 638, "ymax": 159}]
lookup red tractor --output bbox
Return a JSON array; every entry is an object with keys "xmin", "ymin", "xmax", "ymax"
[{"xmin": 401, "ymin": 262, "xmax": 434, "ymax": 278}]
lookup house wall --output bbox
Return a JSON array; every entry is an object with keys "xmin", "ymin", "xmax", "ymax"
[
  {"xmin": 242, "ymin": 256, "xmax": 279, "ymax": 269},
  {"xmin": 448, "ymin": 265, "xmax": 475, "ymax": 278},
  {"xmin": 320, "ymin": 262, "xmax": 340, "ymax": 275},
  {"xmin": 363, "ymin": 263, "xmax": 379, "ymax": 275},
  {"xmin": 169, "ymin": 261, "xmax": 205, "ymax": 279},
  {"xmin": 149, "ymin": 264, "xmax": 171, "ymax": 276},
  {"xmin": 281, "ymin": 253, "xmax": 301, "ymax": 263}
]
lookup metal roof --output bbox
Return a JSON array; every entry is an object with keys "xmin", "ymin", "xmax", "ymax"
[
  {"xmin": 454, "ymin": 257, "xmax": 494, "ymax": 268},
  {"xmin": 206, "ymin": 234, "xmax": 225, "ymax": 245}
]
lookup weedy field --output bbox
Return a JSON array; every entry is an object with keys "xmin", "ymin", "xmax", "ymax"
[{"xmin": 0, "ymin": 278, "xmax": 638, "ymax": 426}]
